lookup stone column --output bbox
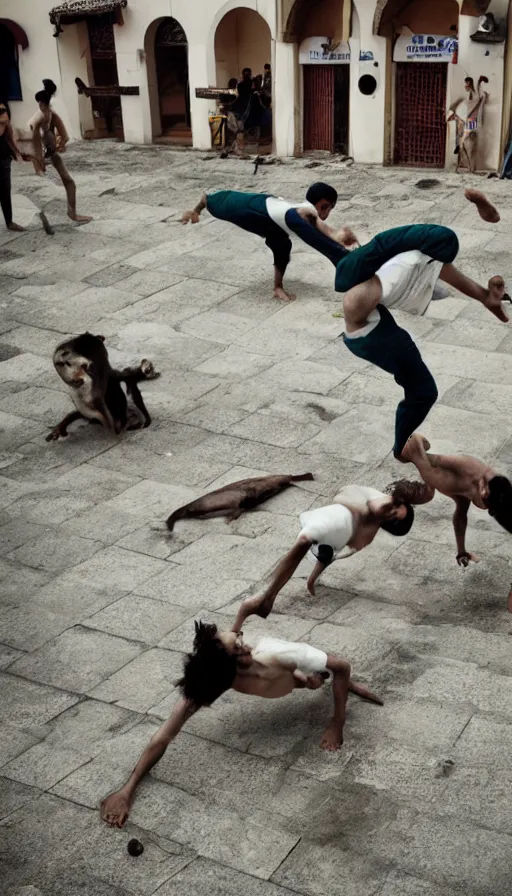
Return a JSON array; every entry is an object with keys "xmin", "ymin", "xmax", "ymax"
[{"xmin": 274, "ymin": 39, "xmax": 298, "ymax": 157}]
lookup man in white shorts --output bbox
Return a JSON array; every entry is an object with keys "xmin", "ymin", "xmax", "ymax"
[
  {"xmin": 335, "ymin": 222, "xmax": 509, "ymax": 459},
  {"xmin": 100, "ymin": 622, "xmax": 383, "ymax": 828},
  {"xmin": 181, "ymin": 183, "xmax": 358, "ymax": 302},
  {"xmin": 232, "ymin": 481, "xmax": 430, "ymax": 631}
]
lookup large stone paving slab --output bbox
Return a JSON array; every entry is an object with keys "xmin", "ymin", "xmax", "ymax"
[{"xmin": 1, "ymin": 144, "xmax": 512, "ymax": 894}]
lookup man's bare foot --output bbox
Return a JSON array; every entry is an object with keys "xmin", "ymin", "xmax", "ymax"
[
  {"xmin": 68, "ymin": 212, "xmax": 92, "ymax": 224},
  {"xmin": 320, "ymin": 718, "xmax": 344, "ymax": 751},
  {"xmin": 7, "ymin": 222, "xmax": 25, "ymax": 232},
  {"xmin": 464, "ymin": 188, "xmax": 500, "ymax": 224},
  {"xmin": 397, "ymin": 433, "xmax": 431, "ymax": 463},
  {"xmin": 483, "ymin": 276, "xmax": 509, "ymax": 323},
  {"xmin": 100, "ymin": 789, "xmax": 132, "ymax": 828},
  {"xmin": 181, "ymin": 210, "xmax": 200, "ymax": 224},
  {"xmin": 273, "ymin": 287, "xmax": 296, "ymax": 302}
]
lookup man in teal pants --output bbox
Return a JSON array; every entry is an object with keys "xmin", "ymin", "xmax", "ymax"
[
  {"xmin": 181, "ymin": 183, "xmax": 357, "ymax": 302},
  {"xmin": 335, "ymin": 222, "xmax": 509, "ymax": 459}
]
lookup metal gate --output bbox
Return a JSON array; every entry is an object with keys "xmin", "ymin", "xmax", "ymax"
[
  {"xmin": 394, "ymin": 62, "xmax": 447, "ymax": 167},
  {"xmin": 303, "ymin": 66, "xmax": 350, "ymax": 154}
]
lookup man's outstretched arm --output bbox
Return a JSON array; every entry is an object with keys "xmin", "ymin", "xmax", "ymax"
[
  {"xmin": 182, "ymin": 192, "xmax": 207, "ymax": 224},
  {"xmin": 452, "ymin": 496, "xmax": 479, "ymax": 567},
  {"xmin": 101, "ymin": 697, "xmax": 197, "ymax": 828},
  {"xmin": 232, "ymin": 536, "xmax": 312, "ymax": 631}
]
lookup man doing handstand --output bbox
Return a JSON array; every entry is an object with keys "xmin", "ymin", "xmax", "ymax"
[
  {"xmin": 333, "ymin": 216, "xmax": 509, "ymax": 460},
  {"xmin": 101, "ymin": 621, "xmax": 383, "ymax": 827},
  {"xmin": 181, "ymin": 182, "xmax": 357, "ymax": 302},
  {"xmin": 400, "ymin": 433, "xmax": 512, "ymax": 576},
  {"xmin": 233, "ymin": 481, "xmax": 430, "ymax": 631}
]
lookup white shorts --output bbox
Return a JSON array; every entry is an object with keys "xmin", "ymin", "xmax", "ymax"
[
  {"xmin": 299, "ymin": 504, "xmax": 354, "ymax": 565},
  {"xmin": 252, "ymin": 637, "xmax": 328, "ymax": 675},
  {"xmin": 345, "ymin": 250, "xmax": 443, "ymax": 339}
]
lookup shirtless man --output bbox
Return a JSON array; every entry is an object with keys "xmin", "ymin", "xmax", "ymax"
[
  {"xmin": 27, "ymin": 79, "xmax": 91, "ymax": 223},
  {"xmin": 400, "ymin": 433, "xmax": 512, "ymax": 574},
  {"xmin": 334, "ymin": 213, "xmax": 508, "ymax": 461},
  {"xmin": 233, "ymin": 481, "xmax": 430, "ymax": 631},
  {"xmin": 181, "ymin": 183, "xmax": 358, "ymax": 302},
  {"xmin": 101, "ymin": 621, "xmax": 383, "ymax": 827},
  {"xmin": 450, "ymin": 76, "xmax": 489, "ymax": 175}
]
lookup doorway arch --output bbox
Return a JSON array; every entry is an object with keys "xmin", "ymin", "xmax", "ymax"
[
  {"xmin": 283, "ymin": 0, "xmax": 351, "ymax": 44},
  {"xmin": 153, "ymin": 17, "xmax": 190, "ymax": 142},
  {"xmin": 214, "ymin": 8, "xmax": 272, "ymax": 149},
  {"xmin": 376, "ymin": 0, "xmax": 459, "ymax": 38},
  {"xmin": 214, "ymin": 8, "xmax": 271, "ymax": 87}
]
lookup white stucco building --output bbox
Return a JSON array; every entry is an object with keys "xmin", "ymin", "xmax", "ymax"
[{"xmin": 1, "ymin": 0, "xmax": 511, "ymax": 171}]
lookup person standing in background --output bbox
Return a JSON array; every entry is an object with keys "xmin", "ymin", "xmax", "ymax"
[{"xmin": 0, "ymin": 99, "xmax": 25, "ymax": 232}]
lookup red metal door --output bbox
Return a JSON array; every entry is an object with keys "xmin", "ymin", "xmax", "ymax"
[
  {"xmin": 303, "ymin": 65, "xmax": 335, "ymax": 152},
  {"xmin": 394, "ymin": 62, "xmax": 447, "ymax": 167}
]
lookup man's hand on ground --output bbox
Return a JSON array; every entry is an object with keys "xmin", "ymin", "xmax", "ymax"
[
  {"xmin": 456, "ymin": 551, "xmax": 480, "ymax": 567},
  {"xmin": 181, "ymin": 210, "xmax": 200, "ymax": 224}
]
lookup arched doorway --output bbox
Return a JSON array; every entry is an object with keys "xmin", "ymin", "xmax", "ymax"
[
  {"xmin": 155, "ymin": 17, "xmax": 190, "ymax": 142},
  {"xmin": 378, "ymin": 0, "xmax": 459, "ymax": 167},
  {"xmin": 214, "ymin": 8, "xmax": 272, "ymax": 150}
]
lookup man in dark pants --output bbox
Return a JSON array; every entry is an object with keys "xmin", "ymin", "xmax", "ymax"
[
  {"xmin": 334, "ymin": 221, "xmax": 509, "ymax": 459},
  {"xmin": 181, "ymin": 183, "xmax": 357, "ymax": 301}
]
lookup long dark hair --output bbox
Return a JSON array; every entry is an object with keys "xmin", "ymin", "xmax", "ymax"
[
  {"xmin": 487, "ymin": 475, "xmax": 512, "ymax": 533},
  {"xmin": 35, "ymin": 78, "xmax": 57, "ymax": 105},
  {"xmin": 177, "ymin": 621, "xmax": 237, "ymax": 708}
]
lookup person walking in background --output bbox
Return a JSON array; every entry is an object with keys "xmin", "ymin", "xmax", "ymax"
[
  {"xmin": 28, "ymin": 78, "xmax": 92, "ymax": 223},
  {"xmin": 0, "ymin": 99, "xmax": 25, "ymax": 232}
]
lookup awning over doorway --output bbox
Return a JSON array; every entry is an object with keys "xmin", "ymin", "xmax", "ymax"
[
  {"xmin": 49, "ymin": 0, "xmax": 127, "ymax": 26},
  {"xmin": 0, "ymin": 19, "xmax": 29, "ymax": 50}
]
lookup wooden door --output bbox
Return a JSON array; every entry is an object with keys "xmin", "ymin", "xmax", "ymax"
[
  {"xmin": 394, "ymin": 62, "xmax": 447, "ymax": 167},
  {"xmin": 87, "ymin": 14, "xmax": 122, "ymax": 138},
  {"xmin": 303, "ymin": 65, "xmax": 334, "ymax": 152}
]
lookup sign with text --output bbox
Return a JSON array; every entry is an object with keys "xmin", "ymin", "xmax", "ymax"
[
  {"xmin": 393, "ymin": 34, "xmax": 458, "ymax": 62},
  {"xmin": 299, "ymin": 36, "xmax": 351, "ymax": 65}
]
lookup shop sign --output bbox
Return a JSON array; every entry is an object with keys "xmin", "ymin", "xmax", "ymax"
[
  {"xmin": 299, "ymin": 36, "xmax": 351, "ymax": 64},
  {"xmin": 393, "ymin": 34, "xmax": 458, "ymax": 62}
]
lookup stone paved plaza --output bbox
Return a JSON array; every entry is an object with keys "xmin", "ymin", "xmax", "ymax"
[{"xmin": 2, "ymin": 143, "xmax": 512, "ymax": 896}]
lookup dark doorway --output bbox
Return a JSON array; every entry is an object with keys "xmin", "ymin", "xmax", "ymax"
[
  {"xmin": 333, "ymin": 65, "xmax": 350, "ymax": 154},
  {"xmin": 303, "ymin": 65, "xmax": 349, "ymax": 154},
  {"xmin": 155, "ymin": 17, "xmax": 190, "ymax": 139},
  {"xmin": 0, "ymin": 24, "xmax": 22, "ymax": 102},
  {"xmin": 87, "ymin": 13, "xmax": 123, "ymax": 139},
  {"xmin": 394, "ymin": 62, "xmax": 447, "ymax": 167}
]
